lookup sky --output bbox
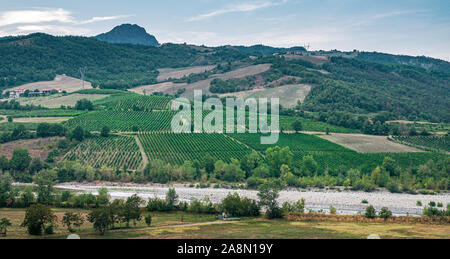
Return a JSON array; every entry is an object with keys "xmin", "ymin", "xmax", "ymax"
[{"xmin": 0, "ymin": 0, "xmax": 449, "ymax": 61}]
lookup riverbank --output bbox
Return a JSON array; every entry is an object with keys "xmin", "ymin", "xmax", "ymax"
[{"xmin": 52, "ymin": 182, "xmax": 450, "ymax": 216}]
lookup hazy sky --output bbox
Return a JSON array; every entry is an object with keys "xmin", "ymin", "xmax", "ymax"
[{"xmin": 1, "ymin": 0, "xmax": 449, "ymax": 60}]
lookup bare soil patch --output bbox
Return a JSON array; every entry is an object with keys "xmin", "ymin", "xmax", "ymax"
[
  {"xmin": 283, "ymin": 55, "xmax": 329, "ymax": 65},
  {"xmin": 317, "ymin": 133, "xmax": 424, "ymax": 153},
  {"xmin": 219, "ymin": 84, "xmax": 312, "ymax": 108},
  {"xmin": 4, "ymin": 75, "xmax": 92, "ymax": 93},
  {"xmin": 0, "ymin": 137, "xmax": 63, "ymax": 159},
  {"xmin": 157, "ymin": 65, "xmax": 216, "ymax": 81}
]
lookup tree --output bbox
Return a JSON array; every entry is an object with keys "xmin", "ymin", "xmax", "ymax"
[
  {"xmin": 0, "ymin": 173, "xmax": 13, "ymax": 207},
  {"xmin": 265, "ymin": 146, "xmax": 293, "ymax": 177},
  {"xmin": 88, "ymin": 207, "xmax": 113, "ymax": 236},
  {"xmin": 365, "ymin": 205, "xmax": 376, "ymax": 219},
  {"xmin": 97, "ymin": 187, "xmax": 111, "ymax": 207},
  {"xmin": 33, "ymin": 169, "xmax": 58, "ymax": 205},
  {"xmin": 101, "ymin": 126, "xmax": 110, "ymax": 137},
  {"xmin": 124, "ymin": 194, "xmax": 144, "ymax": 227},
  {"xmin": 71, "ymin": 126, "xmax": 85, "ymax": 142},
  {"xmin": 29, "ymin": 157, "xmax": 44, "ymax": 174},
  {"xmin": 62, "ymin": 212, "xmax": 85, "ymax": 233},
  {"xmin": 18, "ymin": 186, "xmax": 35, "ymax": 208},
  {"xmin": 300, "ymin": 155, "xmax": 318, "ymax": 176},
  {"xmin": 203, "ymin": 154, "xmax": 216, "ymax": 175},
  {"xmin": 382, "ymin": 157, "xmax": 397, "ymax": 177},
  {"xmin": 21, "ymin": 204, "xmax": 57, "ymax": 235},
  {"xmin": 75, "ymin": 99, "xmax": 94, "ymax": 111},
  {"xmin": 7, "ymin": 116, "xmax": 12, "ymax": 123},
  {"xmin": 292, "ymin": 120, "xmax": 303, "ymax": 132},
  {"xmin": 9, "ymin": 148, "xmax": 31, "ymax": 171},
  {"xmin": 0, "ymin": 218, "xmax": 11, "ymax": 236},
  {"xmin": 145, "ymin": 215, "xmax": 152, "ymax": 227},
  {"xmin": 165, "ymin": 188, "xmax": 178, "ymax": 211},
  {"xmin": 258, "ymin": 182, "xmax": 283, "ymax": 219},
  {"xmin": 379, "ymin": 207, "xmax": 392, "ymax": 221}
]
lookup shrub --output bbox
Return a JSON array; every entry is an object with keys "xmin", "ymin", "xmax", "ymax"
[
  {"xmin": 416, "ymin": 200, "xmax": 422, "ymax": 206},
  {"xmin": 365, "ymin": 205, "xmax": 376, "ymax": 219},
  {"xmin": 146, "ymin": 198, "xmax": 169, "ymax": 212},
  {"xmin": 379, "ymin": 207, "xmax": 392, "ymax": 221},
  {"xmin": 329, "ymin": 205, "xmax": 337, "ymax": 215},
  {"xmin": 246, "ymin": 177, "xmax": 264, "ymax": 189},
  {"xmin": 219, "ymin": 193, "xmax": 260, "ymax": 217},
  {"xmin": 145, "ymin": 215, "xmax": 152, "ymax": 227},
  {"xmin": 361, "ymin": 199, "xmax": 368, "ymax": 204},
  {"xmin": 387, "ymin": 182, "xmax": 401, "ymax": 193},
  {"xmin": 282, "ymin": 199, "xmax": 306, "ymax": 213}
]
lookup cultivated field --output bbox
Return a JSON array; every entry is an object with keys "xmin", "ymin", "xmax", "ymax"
[
  {"xmin": 2, "ymin": 117, "xmax": 72, "ymax": 123},
  {"xmin": 130, "ymin": 64, "xmax": 272, "ymax": 98},
  {"xmin": 17, "ymin": 93, "xmax": 110, "ymax": 108},
  {"xmin": 318, "ymin": 133, "xmax": 424, "ymax": 153},
  {"xmin": 157, "ymin": 65, "xmax": 216, "ymax": 81},
  {"xmin": 219, "ymin": 84, "xmax": 312, "ymax": 108},
  {"xmin": 0, "ymin": 137, "xmax": 62, "ymax": 159},
  {"xmin": 138, "ymin": 133, "xmax": 252, "ymax": 164},
  {"xmin": 283, "ymin": 55, "xmax": 329, "ymax": 65},
  {"xmin": 4, "ymin": 75, "xmax": 92, "ymax": 93},
  {"xmin": 64, "ymin": 135, "xmax": 143, "ymax": 170}
]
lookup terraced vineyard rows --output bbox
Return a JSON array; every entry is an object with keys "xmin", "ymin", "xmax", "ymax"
[
  {"xmin": 98, "ymin": 94, "xmax": 172, "ymax": 111},
  {"xmin": 64, "ymin": 110, "xmax": 179, "ymax": 132},
  {"xmin": 138, "ymin": 133, "xmax": 252, "ymax": 164},
  {"xmin": 393, "ymin": 136, "xmax": 450, "ymax": 152},
  {"xmin": 64, "ymin": 135, "xmax": 142, "ymax": 170}
]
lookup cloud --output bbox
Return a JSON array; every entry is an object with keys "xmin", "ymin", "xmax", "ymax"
[
  {"xmin": 188, "ymin": 0, "xmax": 286, "ymax": 22},
  {"xmin": 0, "ymin": 8, "xmax": 73, "ymax": 27},
  {"xmin": 16, "ymin": 25, "xmax": 91, "ymax": 36},
  {"xmin": 78, "ymin": 15, "xmax": 133, "ymax": 25}
]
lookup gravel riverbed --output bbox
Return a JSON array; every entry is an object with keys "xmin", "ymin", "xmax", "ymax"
[{"xmin": 55, "ymin": 182, "xmax": 450, "ymax": 216}]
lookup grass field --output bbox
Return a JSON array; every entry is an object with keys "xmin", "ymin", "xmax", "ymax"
[
  {"xmin": 17, "ymin": 93, "xmax": 111, "ymax": 108},
  {"xmin": 0, "ymin": 137, "xmax": 62, "ymax": 159},
  {"xmin": 219, "ymin": 84, "xmax": 312, "ymax": 108},
  {"xmin": 1, "ymin": 208, "xmax": 448, "ymax": 239}
]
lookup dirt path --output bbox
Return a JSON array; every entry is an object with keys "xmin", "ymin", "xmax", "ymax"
[{"xmin": 134, "ymin": 135, "xmax": 148, "ymax": 170}]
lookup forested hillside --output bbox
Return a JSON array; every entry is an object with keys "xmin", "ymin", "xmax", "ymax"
[
  {"xmin": 302, "ymin": 57, "xmax": 450, "ymax": 123},
  {"xmin": 0, "ymin": 33, "xmax": 246, "ymax": 89},
  {"xmin": 355, "ymin": 52, "xmax": 450, "ymax": 73}
]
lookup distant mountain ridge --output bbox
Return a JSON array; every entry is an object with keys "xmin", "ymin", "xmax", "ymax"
[{"xmin": 95, "ymin": 24, "xmax": 159, "ymax": 46}]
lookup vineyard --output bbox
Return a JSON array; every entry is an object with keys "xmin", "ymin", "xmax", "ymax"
[
  {"xmin": 393, "ymin": 136, "xmax": 450, "ymax": 152},
  {"xmin": 63, "ymin": 110, "xmax": 179, "ymax": 132},
  {"xmin": 64, "ymin": 135, "xmax": 143, "ymax": 170},
  {"xmin": 96, "ymin": 93, "xmax": 172, "ymax": 111},
  {"xmin": 227, "ymin": 133, "xmax": 350, "ymax": 152},
  {"xmin": 138, "ymin": 132, "xmax": 252, "ymax": 165},
  {"xmin": 292, "ymin": 151, "xmax": 446, "ymax": 174}
]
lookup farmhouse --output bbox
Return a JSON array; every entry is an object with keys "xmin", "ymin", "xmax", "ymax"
[{"xmin": 8, "ymin": 89, "xmax": 25, "ymax": 99}]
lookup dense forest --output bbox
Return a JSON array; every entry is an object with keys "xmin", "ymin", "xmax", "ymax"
[{"xmin": 0, "ymin": 34, "xmax": 246, "ymax": 89}]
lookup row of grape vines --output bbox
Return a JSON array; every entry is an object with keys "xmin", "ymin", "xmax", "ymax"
[
  {"xmin": 64, "ymin": 135, "xmax": 143, "ymax": 170},
  {"xmin": 394, "ymin": 136, "xmax": 450, "ymax": 152},
  {"xmin": 138, "ymin": 132, "xmax": 252, "ymax": 165}
]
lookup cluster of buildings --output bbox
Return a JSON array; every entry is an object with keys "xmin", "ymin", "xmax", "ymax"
[{"xmin": 7, "ymin": 88, "xmax": 63, "ymax": 99}]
